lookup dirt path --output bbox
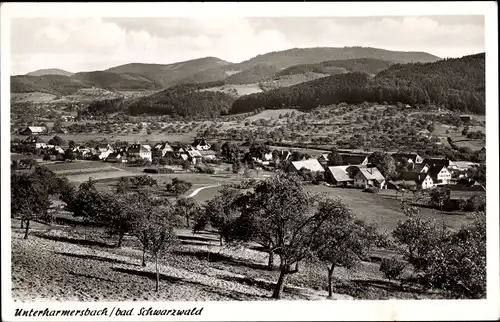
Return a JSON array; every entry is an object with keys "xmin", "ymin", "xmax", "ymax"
[{"xmin": 185, "ymin": 184, "xmax": 220, "ymax": 198}]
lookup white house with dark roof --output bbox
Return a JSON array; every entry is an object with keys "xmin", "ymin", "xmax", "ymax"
[
  {"xmin": 127, "ymin": 143, "xmax": 152, "ymax": 162},
  {"xmin": 20, "ymin": 126, "xmax": 47, "ymax": 135},
  {"xmin": 428, "ymin": 164, "xmax": 452, "ymax": 185},
  {"xmin": 354, "ymin": 167, "xmax": 386, "ymax": 189}
]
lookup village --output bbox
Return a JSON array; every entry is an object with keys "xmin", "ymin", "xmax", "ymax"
[{"xmin": 12, "ymin": 124, "xmax": 486, "ymax": 212}]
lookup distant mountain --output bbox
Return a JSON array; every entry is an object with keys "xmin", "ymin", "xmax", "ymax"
[
  {"xmin": 277, "ymin": 58, "xmax": 395, "ymax": 77},
  {"xmin": 10, "ymin": 75, "xmax": 92, "ymax": 96},
  {"xmin": 225, "ymin": 63, "xmax": 280, "ymax": 85},
  {"xmin": 25, "ymin": 68, "xmax": 74, "ymax": 77},
  {"xmin": 106, "ymin": 57, "xmax": 233, "ymax": 87},
  {"xmin": 232, "ymin": 47, "xmax": 441, "ymax": 71},
  {"xmin": 71, "ymin": 71, "xmax": 161, "ymax": 91},
  {"xmin": 229, "ymin": 53, "xmax": 485, "ymax": 115},
  {"xmin": 12, "ymin": 47, "xmax": 442, "ymax": 96}
]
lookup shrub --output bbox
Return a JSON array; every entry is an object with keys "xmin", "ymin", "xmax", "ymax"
[
  {"xmin": 363, "ymin": 187, "xmax": 380, "ymax": 194},
  {"xmin": 195, "ymin": 165, "xmax": 216, "ymax": 174},
  {"xmin": 166, "ymin": 178, "xmax": 192, "ymax": 196},
  {"xmin": 379, "ymin": 257, "xmax": 406, "ymax": 282}
]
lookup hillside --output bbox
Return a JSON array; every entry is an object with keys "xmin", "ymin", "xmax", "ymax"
[
  {"xmin": 25, "ymin": 68, "xmax": 74, "ymax": 77},
  {"xmin": 229, "ymin": 53, "xmax": 485, "ymax": 115},
  {"xmin": 106, "ymin": 57, "xmax": 233, "ymax": 87},
  {"xmin": 277, "ymin": 58, "xmax": 395, "ymax": 77},
  {"xmin": 225, "ymin": 64, "xmax": 280, "ymax": 85},
  {"xmin": 72, "ymin": 71, "xmax": 160, "ymax": 91},
  {"xmin": 233, "ymin": 47, "xmax": 441, "ymax": 70},
  {"xmin": 10, "ymin": 75, "xmax": 93, "ymax": 96},
  {"xmin": 125, "ymin": 81, "xmax": 235, "ymax": 117}
]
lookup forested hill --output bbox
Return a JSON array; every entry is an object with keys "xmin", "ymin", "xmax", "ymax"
[
  {"xmin": 230, "ymin": 53, "xmax": 485, "ymax": 115},
  {"xmin": 124, "ymin": 81, "xmax": 235, "ymax": 118},
  {"xmin": 277, "ymin": 58, "xmax": 395, "ymax": 77}
]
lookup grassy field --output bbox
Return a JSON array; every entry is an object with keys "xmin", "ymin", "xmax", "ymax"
[
  {"xmin": 306, "ymin": 185, "xmax": 474, "ymax": 232},
  {"xmin": 245, "ymin": 109, "xmax": 305, "ymax": 121}
]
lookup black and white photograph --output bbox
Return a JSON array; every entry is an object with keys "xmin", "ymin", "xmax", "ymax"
[{"xmin": 1, "ymin": 2, "xmax": 498, "ymax": 321}]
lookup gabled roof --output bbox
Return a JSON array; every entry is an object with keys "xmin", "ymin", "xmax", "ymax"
[
  {"xmin": 27, "ymin": 126, "xmax": 46, "ymax": 132},
  {"xmin": 428, "ymin": 164, "xmax": 448, "ymax": 179},
  {"xmin": 339, "ymin": 153, "xmax": 368, "ymax": 165},
  {"xmin": 398, "ymin": 171, "xmax": 431, "ymax": 185},
  {"xmin": 290, "ymin": 159, "xmax": 325, "ymax": 172},
  {"xmin": 128, "ymin": 144, "xmax": 150, "ymax": 154},
  {"xmin": 357, "ymin": 167, "xmax": 385, "ymax": 181},
  {"xmin": 193, "ymin": 138, "xmax": 209, "ymax": 146},
  {"xmin": 411, "ymin": 163, "xmax": 430, "ymax": 172},
  {"xmin": 187, "ymin": 150, "xmax": 202, "ymax": 158},
  {"xmin": 424, "ymin": 158, "xmax": 452, "ymax": 167},
  {"xmin": 392, "ymin": 152, "xmax": 421, "ymax": 163},
  {"xmin": 318, "ymin": 154, "xmax": 329, "ymax": 161},
  {"xmin": 327, "ymin": 166, "xmax": 352, "ymax": 182}
]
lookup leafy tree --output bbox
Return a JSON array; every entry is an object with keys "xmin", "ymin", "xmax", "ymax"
[
  {"xmin": 368, "ymin": 152, "xmax": 397, "ymax": 179},
  {"xmin": 64, "ymin": 149, "xmax": 76, "ymax": 161},
  {"xmin": 429, "ymin": 187, "xmax": 451, "ymax": 210},
  {"xmin": 130, "ymin": 195, "xmax": 179, "ymax": 291},
  {"xmin": 130, "ymin": 175, "xmax": 157, "ymax": 188},
  {"xmin": 175, "ymin": 197, "xmax": 201, "ymax": 228},
  {"xmin": 327, "ymin": 148, "xmax": 343, "ymax": 166},
  {"xmin": 68, "ymin": 140, "xmax": 76, "ymax": 149},
  {"xmin": 52, "ymin": 119, "xmax": 63, "ymax": 133},
  {"xmin": 195, "ymin": 187, "xmax": 242, "ymax": 246},
  {"xmin": 379, "ymin": 257, "xmax": 406, "ymax": 283},
  {"xmin": 313, "ymin": 199, "xmax": 379, "ymax": 297},
  {"xmin": 48, "ymin": 135, "xmax": 66, "ymax": 146},
  {"xmin": 11, "ymin": 173, "xmax": 51, "ymax": 239},
  {"xmin": 166, "ymin": 178, "xmax": 192, "ymax": 196},
  {"xmin": 231, "ymin": 172, "xmax": 327, "ymax": 299},
  {"xmin": 116, "ymin": 176, "xmax": 131, "ymax": 194}
]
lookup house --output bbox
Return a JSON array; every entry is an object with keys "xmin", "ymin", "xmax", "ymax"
[
  {"xmin": 106, "ymin": 152, "xmax": 123, "ymax": 163},
  {"xmin": 394, "ymin": 171, "xmax": 434, "ymax": 189},
  {"xmin": 325, "ymin": 166, "xmax": 353, "ymax": 186},
  {"xmin": 154, "ymin": 142, "xmax": 174, "ymax": 157},
  {"xmin": 477, "ymin": 147, "xmax": 486, "ymax": 162},
  {"xmin": 428, "ymin": 165, "xmax": 452, "ymax": 185},
  {"xmin": 392, "ymin": 152, "xmax": 425, "ymax": 165},
  {"xmin": 287, "ymin": 159, "xmax": 325, "ymax": 174},
  {"xmin": 460, "ymin": 115, "xmax": 472, "ymax": 123},
  {"xmin": 22, "ymin": 135, "xmax": 47, "ymax": 149},
  {"xmin": 424, "ymin": 158, "xmax": 458, "ymax": 171},
  {"xmin": 20, "ymin": 126, "xmax": 47, "ymax": 135},
  {"xmin": 127, "ymin": 144, "xmax": 152, "ymax": 162},
  {"xmin": 339, "ymin": 153, "xmax": 369, "ymax": 166},
  {"xmin": 192, "ymin": 138, "xmax": 211, "ymax": 151},
  {"xmin": 354, "ymin": 167, "xmax": 386, "ymax": 189},
  {"xmin": 317, "ymin": 154, "xmax": 329, "ymax": 167},
  {"xmin": 200, "ymin": 150, "xmax": 217, "ymax": 161},
  {"xmin": 186, "ymin": 149, "xmax": 203, "ymax": 164},
  {"xmin": 96, "ymin": 144, "xmax": 114, "ymax": 160},
  {"xmin": 410, "ymin": 163, "xmax": 430, "ymax": 173},
  {"xmin": 273, "ymin": 150, "xmax": 292, "ymax": 163},
  {"xmin": 253, "ymin": 152, "xmax": 273, "ymax": 165}
]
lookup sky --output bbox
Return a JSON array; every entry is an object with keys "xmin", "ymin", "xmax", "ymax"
[{"xmin": 10, "ymin": 16, "xmax": 485, "ymax": 75}]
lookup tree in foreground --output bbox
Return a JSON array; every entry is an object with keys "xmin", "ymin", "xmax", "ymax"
[
  {"xmin": 194, "ymin": 187, "xmax": 242, "ymax": 246},
  {"xmin": 11, "ymin": 173, "xmax": 51, "ymax": 239},
  {"xmin": 228, "ymin": 172, "xmax": 324, "ymax": 299},
  {"xmin": 131, "ymin": 196, "xmax": 179, "ymax": 291},
  {"xmin": 175, "ymin": 197, "xmax": 201, "ymax": 228},
  {"xmin": 313, "ymin": 199, "xmax": 379, "ymax": 298}
]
